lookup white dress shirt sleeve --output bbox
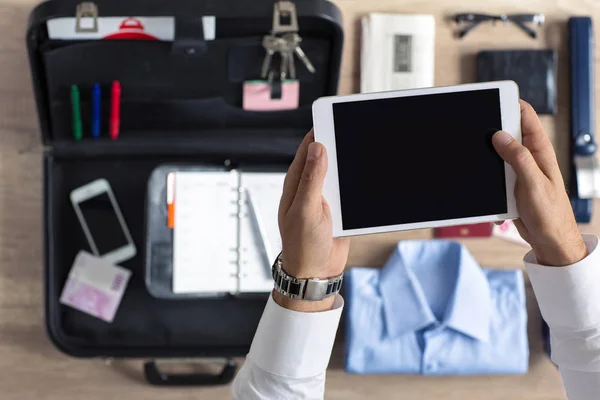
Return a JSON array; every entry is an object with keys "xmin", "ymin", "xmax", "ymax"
[
  {"xmin": 232, "ymin": 294, "xmax": 344, "ymax": 400},
  {"xmin": 525, "ymin": 234, "xmax": 600, "ymax": 400}
]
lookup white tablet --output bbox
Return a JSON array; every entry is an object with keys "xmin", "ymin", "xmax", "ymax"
[{"xmin": 312, "ymin": 81, "xmax": 521, "ymax": 237}]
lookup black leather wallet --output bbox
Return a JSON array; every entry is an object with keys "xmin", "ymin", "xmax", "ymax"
[{"xmin": 477, "ymin": 50, "xmax": 557, "ymax": 114}]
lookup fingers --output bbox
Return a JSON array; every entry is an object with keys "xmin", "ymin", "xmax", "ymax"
[
  {"xmin": 293, "ymin": 142, "xmax": 328, "ymax": 211},
  {"xmin": 492, "ymin": 130, "xmax": 544, "ymax": 186},
  {"xmin": 280, "ymin": 130, "xmax": 314, "ymax": 214},
  {"xmin": 519, "ymin": 100, "xmax": 562, "ymax": 181}
]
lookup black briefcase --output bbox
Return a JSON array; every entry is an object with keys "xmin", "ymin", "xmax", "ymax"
[{"xmin": 27, "ymin": 0, "xmax": 343, "ymax": 386}]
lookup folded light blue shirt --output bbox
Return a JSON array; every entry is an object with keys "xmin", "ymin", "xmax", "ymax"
[{"xmin": 345, "ymin": 240, "xmax": 528, "ymax": 375}]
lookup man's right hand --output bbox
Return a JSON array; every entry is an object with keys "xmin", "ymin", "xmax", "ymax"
[{"xmin": 492, "ymin": 100, "xmax": 587, "ymax": 266}]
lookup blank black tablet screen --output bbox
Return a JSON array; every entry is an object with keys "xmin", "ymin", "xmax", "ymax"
[{"xmin": 332, "ymin": 89, "xmax": 507, "ymax": 230}]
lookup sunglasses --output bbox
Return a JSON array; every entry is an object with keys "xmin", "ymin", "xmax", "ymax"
[{"xmin": 453, "ymin": 13, "xmax": 545, "ymax": 39}]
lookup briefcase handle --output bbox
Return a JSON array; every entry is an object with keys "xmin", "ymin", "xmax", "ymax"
[{"xmin": 144, "ymin": 359, "xmax": 237, "ymax": 386}]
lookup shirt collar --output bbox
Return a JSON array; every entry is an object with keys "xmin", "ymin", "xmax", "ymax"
[{"xmin": 378, "ymin": 240, "xmax": 492, "ymax": 343}]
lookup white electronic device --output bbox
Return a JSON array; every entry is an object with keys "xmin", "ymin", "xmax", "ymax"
[
  {"xmin": 312, "ymin": 81, "xmax": 521, "ymax": 237},
  {"xmin": 70, "ymin": 178, "xmax": 136, "ymax": 264},
  {"xmin": 361, "ymin": 13, "xmax": 435, "ymax": 93}
]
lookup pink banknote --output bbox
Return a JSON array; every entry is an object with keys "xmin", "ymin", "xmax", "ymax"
[{"xmin": 60, "ymin": 251, "xmax": 131, "ymax": 323}]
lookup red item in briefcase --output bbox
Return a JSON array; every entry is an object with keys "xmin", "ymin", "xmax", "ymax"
[
  {"xmin": 103, "ymin": 18, "xmax": 160, "ymax": 40},
  {"xmin": 435, "ymin": 223, "xmax": 493, "ymax": 238}
]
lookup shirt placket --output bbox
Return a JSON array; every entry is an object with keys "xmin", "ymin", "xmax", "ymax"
[{"xmin": 421, "ymin": 323, "xmax": 445, "ymax": 375}]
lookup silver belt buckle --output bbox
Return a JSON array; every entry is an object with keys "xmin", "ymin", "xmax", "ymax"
[{"xmin": 574, "ymin": 155, "xmax": 600, "ymax": 199}]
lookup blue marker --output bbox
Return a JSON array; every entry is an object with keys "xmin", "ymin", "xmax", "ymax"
[{"xmin": 92, "ymin": 83, "xmax": 101, "ymax": 139}]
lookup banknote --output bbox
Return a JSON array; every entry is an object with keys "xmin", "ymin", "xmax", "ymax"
[{"xmin": 60, "ymin": 251, "xmax": 131, "ymax": 323}]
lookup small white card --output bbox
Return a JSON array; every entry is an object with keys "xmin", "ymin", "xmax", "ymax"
[
  {"xmin": 60, "ymin": 251, "xmax": 131, "ymax": 323},
  {"xmin": 493, "ymin": 221, "xmax": 530, "ymax": 247}
]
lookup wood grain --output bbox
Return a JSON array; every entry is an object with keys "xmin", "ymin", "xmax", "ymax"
[{"xmin": 1, "ymin": 0, "xmax": 599, "ymax": 398}]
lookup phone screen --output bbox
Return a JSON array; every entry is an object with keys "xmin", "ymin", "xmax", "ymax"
[
  {"xmin": 78, "ymin": 193, "xmax": 129, "ymax": 255},
  {"xmin": 332, "ymin": 88, "xmax": 507, "ymax": 230}
]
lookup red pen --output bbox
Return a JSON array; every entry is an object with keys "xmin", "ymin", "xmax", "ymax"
[{"xmin": 110, "ymin": 80, "xmax": 121, "ymax": 140}]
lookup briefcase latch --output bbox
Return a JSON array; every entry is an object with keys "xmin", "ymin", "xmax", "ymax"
[
  {"xmin": 273, "ymin": 1, "xmax": 299, "ymax": 33},
  {"xmin": 75, "ymin": 2, "xmax": 99, "ymax": 33},
  {"xmin": 574, "ymin": 132, "xmax": 600, "ymax": 199}
]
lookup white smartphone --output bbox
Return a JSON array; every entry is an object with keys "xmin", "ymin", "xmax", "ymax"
[
  {"xmin": 312, "ymin": 81, "xmax": 521, "ymax": 237},
  {"xmin": 70, "ymin": 178, "xmax": 137, "ymax": 264}
]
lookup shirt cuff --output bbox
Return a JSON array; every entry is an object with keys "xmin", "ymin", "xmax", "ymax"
[
  {"xmin": 524, "ymin": 234, "xmax": 600, "ymax": 329},
  {"xmin": 247, "ymin": 294, "xmax": 343, "ymax": 379}
]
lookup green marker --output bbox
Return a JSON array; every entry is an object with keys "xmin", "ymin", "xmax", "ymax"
[{"xmin": 71, "ymin": 84, "xmax": 82, "ymax": 141}]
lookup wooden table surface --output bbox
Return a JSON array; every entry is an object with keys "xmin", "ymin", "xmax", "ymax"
[{"xmin": 1, "ymin": 0, "xmax": 599, "ymax": 398}]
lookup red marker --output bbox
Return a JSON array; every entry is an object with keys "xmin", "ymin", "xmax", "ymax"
[{"xmin": 110, "ymin": 81, "xmax": 121, "ymax": 140}]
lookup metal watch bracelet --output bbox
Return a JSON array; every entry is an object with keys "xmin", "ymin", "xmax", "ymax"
[{"xmin": 271, "ymin": 252, "xmax": 344, "ymax": 301}]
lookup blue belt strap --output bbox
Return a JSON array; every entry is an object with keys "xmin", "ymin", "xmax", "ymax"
[{"xmin": 569, "ymin": 17, "xmax": 595, "ymax": 223}]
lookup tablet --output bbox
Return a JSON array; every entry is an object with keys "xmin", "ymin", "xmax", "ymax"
[{"xmin": 312, "ymin": 81, "xmax": 521, "ymax": 237}]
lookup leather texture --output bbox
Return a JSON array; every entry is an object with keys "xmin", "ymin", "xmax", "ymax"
[{"xmin": 477, "ymin": 50, "xmax": 557, "ymax": 115}]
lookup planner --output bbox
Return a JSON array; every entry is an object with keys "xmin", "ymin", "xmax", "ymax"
[
  {"xmin": 172, "ymin": 171, "xmax": 239, "ymax": 293},
  {"xmin": 172, "ymin": 170, "xmax": 286, "ymax": 294}
]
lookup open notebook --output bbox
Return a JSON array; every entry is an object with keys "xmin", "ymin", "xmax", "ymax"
[{"xmin": 172, "ymin": 170, "xmax": 285, "ymax": 294}]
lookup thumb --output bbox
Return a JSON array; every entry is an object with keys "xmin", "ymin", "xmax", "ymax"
[
  {"xmin": 492, "ymin": 130, "xmax": 543, "ymax": 186},
  {"xmin": 294, "ymin": 142, "xmax": 327, "ymax": 210}
]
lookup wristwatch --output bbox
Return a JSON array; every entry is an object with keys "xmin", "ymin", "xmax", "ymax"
[{"xmin": 271, "ymin": 252, "xmax": 344, "ymax": 301}]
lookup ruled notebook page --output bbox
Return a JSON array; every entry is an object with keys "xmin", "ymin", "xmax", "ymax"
[
  {"xmin": 238, "ymin": 172, "xmax": 286, "ymax": 293},
  {"xmin": 172, "ymin": 171, "xmax": 239, "ymax": 294}
]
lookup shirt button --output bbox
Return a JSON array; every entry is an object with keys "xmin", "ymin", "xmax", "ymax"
[{"xmin": 426, "ymin": 361, "xmax": 439, "ymax": 371}]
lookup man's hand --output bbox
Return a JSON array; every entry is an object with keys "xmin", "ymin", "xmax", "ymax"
[
  {"xmin": 276, "ymin": 130, "xmax": 350, "ymax": 311},
  {"xmin": 492, "ymin": 100, "xmax": 587, "ymax": 266}
]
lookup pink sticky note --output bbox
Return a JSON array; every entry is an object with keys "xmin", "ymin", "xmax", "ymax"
[{"xmin": 243, "ymin": 80, "xmax": 300, "ymax": 111}]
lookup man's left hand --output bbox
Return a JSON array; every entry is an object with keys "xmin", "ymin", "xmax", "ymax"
[{"xmin": 277, "ymin": 130, "xmax": 350, "ymax": 311}]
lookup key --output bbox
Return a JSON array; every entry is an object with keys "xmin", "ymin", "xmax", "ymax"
[
  {"xmin": 262, "ymin": 34, "xmax": 290, "ymax": 79},
  {"xmin": 261, "ymin": 34, "xmax": 278, "ymax": 79},
  {"xmin": 282, "ymin": 32, "xmax": 316, "ymax": 75},
  {"xmin": 287, "ymin": 45, "xmax": 297, "ymax": 80},
  {"xmin": 280, "ymin": 48, "xmax": 290, "ymax": 80},
  {"xmin": 294, "ymin": 44, "xmax": 316, "ymax": 74},
  {"xmin": 279, "ymin": 33, "xmax": 298, "ymax": 79},
  {"xmin": 280, "ymin": 33, "xmax": 300, "ymax": 79}
]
